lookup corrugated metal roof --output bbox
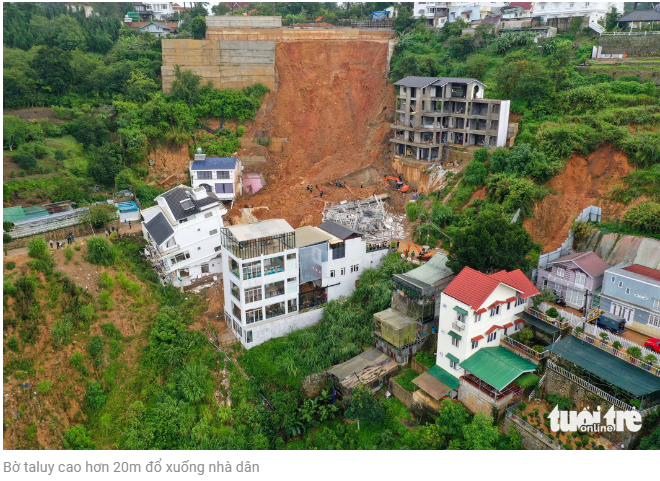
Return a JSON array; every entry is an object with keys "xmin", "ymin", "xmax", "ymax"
[
  {"xmin": 427, "ymin": 364, "xmax": 460, "ymax": 390},
  {"xmin": 459, "ymin": 347, "xmax": 536, "ymax": 391},
  {"xmin": 548, "ymin": 251, "xmax": 611, "ymax": 278},
  {"xmin": 317, "ymin": 220, "xmax": 363, "ymax": 240},
  {"xmin": 227, "ymin": 219, "xmax": 294, "ymax": 242},
  {"xmin": 3, "ymin": 206, "xmax": 26, "ymax": 223},
  {"xmin": 373, "ymin": 308, "xmax": 416, "ymax": 330},
  {"xmin": 412, "ymin": 371, "xmax": 451, "ymax": 399},
  {"xmin": 549, "ymin": 336, "xmax": 660, "ymax": 397},
  {"xmin": 401, "ymin": 253, "xmax": 453, "ymax": 286},
  {"xmin": 190, "ymin": 157, "xmax": 237, "ymax": 170},
  {"xmin": 294, "ymin": 226, "xmax": 332, "ymax": 248}
]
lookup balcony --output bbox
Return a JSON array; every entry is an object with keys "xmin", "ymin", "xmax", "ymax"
[
  {"xmin": 452, "ymin": 320, "xmax": 466, "ymax": 332},
  {"xmin": 501, "ymin": 335, "xmax": 548, "ymax": 363}
]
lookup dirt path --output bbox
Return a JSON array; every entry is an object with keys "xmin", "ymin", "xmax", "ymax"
[{"xmin": 524, "ymin": 145, "xmax": 633, "ymax": 251}]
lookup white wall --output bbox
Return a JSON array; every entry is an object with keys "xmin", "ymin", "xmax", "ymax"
[
  {"xmin": 496, "ymin": 100, "xmax": 510, "ymax": 147},
  {"xmin": 235, "ymin": 308, "xmax": 325, "ymax": 348},
  {"xmin": 189, "ymin": 161, "xmax": 242, "ymax": 201}
]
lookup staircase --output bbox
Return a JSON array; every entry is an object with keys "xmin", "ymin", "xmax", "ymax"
[
  {"xmin": 589, "ymin": 21, "xmax": 605, "ymax": 34},
  {"xmin": 497, "ymin": 414, "xmax": 507, "ymax": 434}
]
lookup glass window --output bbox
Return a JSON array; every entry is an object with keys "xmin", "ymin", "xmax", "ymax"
[
  {"xmin": 245, "ymin": 286, "xmax": 262, "ymax": 303},
  {"xmin": 649, "ymin": 315, "xmax": 660, "ymax": 328},
  {"xmin": 341, "ymin": 268, "xmax": 345, "ymax": 276},
  {"xmin": 216, "ymin": 171, "xmax": 230, "ymax": 179},
  {"xmin": 170, "ymin": 251, "xmax": 190, "ymax": 265},
  {"xmin": 451, "ymin": 337, "xmax": 460, "ymax": 348},
  {"xmin": 654, "ymin": 299, "xmax": 660, "ymax": 310},
  {"xmin": 230, "ymin": 257, "xmax": 240, "ymax": 279},
  {"xmin": 245, "ymin": 308, "xmax": 263, "ymax": 325},
  {"xmin": 611, "ymin": 276, "xmax": 616, "ymax": 283},
  {"xmin": 618, "ymin": 281, "xmax": 623, "ymax": 288},
  {"xmin": 287, "ymin": 253, "xmax": 296, "ymax": 260},
  {"xmin": 264, "ymin": 256, "xmax": 284, "ymax": 275},
  {"xmin": 209, "ymin": 229, "xmax": 218, "ymax": 236},
  {"xmin": 205, "ymin": 211, "xmax": 213, "ymax": 218},
  {"xmin": 471, "ymin": 340, "xmax": 479, "ymax": 349},
  {"xmin": 231, "ymin": 281, "xmax": 240, "ymax": 301},
  {"xmin": 243, "ymin": 260, "xmax": 262, "ymax": 280},
  {"xmin": 246, "ymin": 330, "xmax": 253, "ymax": 343},
  {"xmin": 449, "ymin": 360, "xmax": 458, "ymax": 370},
  {"xmin": 197, "ymin": 171, "xmax": 213, "ymax": 179},
  {"xmin": 625, "ymin": 287, "xmax": 630, "ymax": 295},
  {"xmin": 330, "ymin": 270, "xmax": 335, "ymax": 278},
  {"xmin": 266, "ymin": 301, "xmax": 285, "ymax": 319},
  {"xmin": 331, "ymin": 243, "xmax": 345, "ymax": 259},
  {"xmin": 556, "ymin": 268, "xmax": 565, "ymax": 277},
  {"xmin": 265, "ymin": 281, "xmax": 285, "ymax": 299},
  {"xmin": 215, "ymin": 183, "xmax": 234, "ymax": 194},
  {"xmin": 287, "ymin": 277, "xmax": 297, "ymax": 294},
  {"xmin": 215, "ymin": 245, "xmax": 222, "ymax": 252},
  {"xmin": 201, "ymin": 263, "xmax": 209, "ymax": 274},
  {"xmin": 487, "ymin": 332, "xmax": 497, "ymax": 343},
  {"xmin": 288, "ymin": 298, "xmax": 298, "ymax": 313},
  {"xmin": 179, "ymin": 269, "xmax": 189, "ymax": 277},
  {"xmin": 232, "ymin": 302, "xmax": 241, "ymax": 321}
]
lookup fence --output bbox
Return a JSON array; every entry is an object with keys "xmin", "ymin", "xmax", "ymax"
[
  {"xmin": 601, "ymin": 31, "xmax": 660, "ymax": 36},
  {"xmin": 528, "ymin": 305, "xmax": 572, "ymax": 329},
  {"xmin": 581, "ymin": 321, "xmax": 656, "ymax": 359},
  {"xmin": 506, "ymin": 402, "xmax": 564, "ymax": 450},
  {"xmin": 501, "ymin": 335, "xmax": 549, "ymax": 361},
  {"xmin": 9, "ymin": 208, "xmax": 96, "ymax": 239},
  {"xmin": 528, "ymin": 373, "xmax": 546, "ymax": 402},
  {"xmin": 572, "ymin": 331, "xmax": 660, "ymax": 377},
  {"xmin": 547, "ymin": 360, "xmax": 636, "ymax": 412}
]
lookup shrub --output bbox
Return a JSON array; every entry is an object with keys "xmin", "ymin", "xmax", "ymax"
[
  {"xmin": 623, "ymin": 202, "xmax": 660, "ymax": 235},
  {"xmin": 396, "ymin": 368, "xmax": 420, "ymax": 392},
  {"xmin": 14, "ymin": 153, "xmax": 38, "ymax": 170},
  {"xmin": 100, "ymin": 322, "xmax": 122, "ymax": 340},
  {"xmin": 74, "ymin": 245, "xmax": 81, "ymax": 251},
  {"xmin": 546, "ymin": 307, "xmax": 560, "ymax": 318},
  {"xmin": 98, "ymin": 271, "xmax": 115, "ymax": 290},
  {"xmin": 236, "ymin": 125, "xmax": 246, "ymax": 137},
  {"xmin": 7, "ymin": 335, "xmax": 19, "ymax": 351},
  {"xmin": 54, "ymin": 150, "xmax": 67, "ymax": 161},
  {"xmin": 612, "ymin": 341, "xmax": 622, "ymax": 350},
  {"xmin": 63, "ymin": 425, "xmax": 95, "ymax": 450},
  {"xmin": 51, "ymin": 318, "xmax": 74, "ymax": 347},
  {"xmin": 518, "ymin": 402, "xmax": 527, "ymax": 411},
  {"xmin": 463, "ymin": 161, "xmax": 488, "ymax": 187},
  {"xmin": 86, "ymin": 335, "xmax": 105, "ymax": 368},
  {"xmin": 36, "ymin": 380, "xmax": 52, "ymax": 394},
  {"xmin": 516, "ymin": 373, "xmax": 540, "ymax": 389},
  {"xmin": 564, "ymin": 444, "xmax": 573, "ymax": 450},
  {"xmin": 98, "ymin": 290, "xmax": 113, "ymax": 310},
  {"xmin": 27, "ymin": 236, "xmax": 49, "ymax": 259},
  {"xmin": 69, "ymin": 351, "xmax": 87, "ymax": 374},
  {"xmin": 64, "ymin": 246, "xmax": 74, "ymax": 260},
  {"xmin": 84, "ymin": 381, "xmax": 107, "ymax": 412},
  {"xmin": 6, "ymin": 261, "xmax": 16, "ymax": 270},
  {"xmin": 87, "ymin": 204, "xmax": 116, "ymax": 229},
  {"xmin": 405, "ymin": 201, "xmax": 419, "ymax": 222},
  {"xmin": 627, "ymin": 346, "xmax": 643, "ymax": 359},
  {"xmin": 4, "ymin": 233, "xmax": 12, "ymax": 244},
  {"xmin": 518, "ymin": 328, "xmax": 534, "ymax": 344},
  {"xmin": 473, "ymin": 147, "xmax": 489, "ymax": 163},
  {"xmin": 86, "ymin": 237, "xmax": 115, "ymax": 266}
]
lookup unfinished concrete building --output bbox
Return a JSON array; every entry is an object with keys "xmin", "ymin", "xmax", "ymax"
[{"xmin": 391, "ymin": 76, "xmax": 511, "ymax": 161}]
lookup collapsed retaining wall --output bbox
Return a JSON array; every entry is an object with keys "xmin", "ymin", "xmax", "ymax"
[{"xmin": 599, "ymin": 34, "xmax": 660, "ymax": 57}]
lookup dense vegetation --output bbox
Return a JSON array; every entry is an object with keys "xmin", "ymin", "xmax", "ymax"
[{"xmin": 392, "ymin": 11, "xmax": 660, "ymax": 268}]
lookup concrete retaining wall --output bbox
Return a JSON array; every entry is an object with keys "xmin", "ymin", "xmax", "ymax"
[
  {"xmin": 503, "ymin": 416, "xmax": 558, "ymax": 450},
  {"xmin": 206, "ymin": 16, "xmax": 282, "ymax": 29},
  {"xmin": 245, "ymin": 307, "xmax": 325, "ymax": 348},
  {"xmin": 388, "ymin": 377, "xmax": 413, "ymax": 409},
  {"xmin": 458, "ymin": 379, "xmax": 517, "ymax": 418},
  {"xmin": 205, "ymin": 28, "xmax": 394, "ymax": 42},
  {"xmin": 599, "ymin": 35, "xmax": 660, "ymax": 57}
]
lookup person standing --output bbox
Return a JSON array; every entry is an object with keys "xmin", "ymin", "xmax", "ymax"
[
  {"xmin": 320, "ymin": 190, "xmax": 323, "ymax": 198},
  {"xmin": 361, "ymin": 181, "xmax": 364, "ymax": 189},
  {"xmin": 49, "ymin": 239, "xmax": 53, "ymax": 249},
  {"xmin": 129, "ymin": 220, "xmax": 132, "ymax": 229}
]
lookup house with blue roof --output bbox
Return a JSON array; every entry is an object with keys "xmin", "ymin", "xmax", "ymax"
[{"xmin": 189, "ymin": 148, "xmax": 243, "ymax": 204}]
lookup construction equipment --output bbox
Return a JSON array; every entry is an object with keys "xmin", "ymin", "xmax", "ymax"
[
  {"xmin": 407, "ymin": 243, "xmax": 432, "ymax": 261},
  {"xmin": 384, "ymin": 175, "xmax": 410, "ymax": 193},
  {"xmin": 242, "ymin": 9, "xmax": 257, "ymax": 16},
  {"xmin": 315, "ymin": 16, "xmax": 323, "ymax": 21}
]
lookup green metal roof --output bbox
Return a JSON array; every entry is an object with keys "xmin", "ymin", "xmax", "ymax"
[
  {"xmin": 427, "ymin": 364, "xmax": 460, "ymax": 390},
  {"xmin": 448, "ymin": 330, "xmax": 462, "ymax": 340},
  {"xmin": 459, "ymin": 347, "xmax": 537, "ymax": 391},
  {"xmin": 453, "ymin": 305, "xmax": 468, "ymax": 315},
  {"xmin": 22, "ymin": 205, "xmax": 48, "ymax": 219},
  {"xmin": 3, "ymin": 206, "xmax": 26, "ymax": 223},
  {"xmin": 517, "ymin": 311, "xmax": 560, "ymax": 335},
  {"xmin": 446, "ymin": 353, "xmax": 460, "ymax": 363},
  {"xmin": 549, "ymin": 336, "xmax": 660, "ymax": 397}
]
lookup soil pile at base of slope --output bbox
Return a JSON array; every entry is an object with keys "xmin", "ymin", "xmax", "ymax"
[
  {"xmin": 524, "ymin": 144, "xmax": 633, "ymax": 251},
  {"xmin": 234, "ymin": 40, "xmax": 397, "ymax": 227}
]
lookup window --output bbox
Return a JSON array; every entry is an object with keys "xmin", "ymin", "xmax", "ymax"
[
  {"xmin": 230, "ymin": 257, "xmax": 239, "ymax": 278},
  {"xmin": 649, "ymin": 315, "xmax": 660, "ymax": 328},
  {"xmin": 264, "ymin": 256, "xmax": 284, "ymax": 275},
  {"xmin": 214, "ymin": 245, "xmax": 222, "ymax": 252},
  {"xmin": 451, "ymin": 337, "xmax": 460, "ymax": 348},
  {"xmin": 288, "ymin": 298, "xmax": 298, "ymax": 313},
  {"xmin": 243, "ymin": 260, "xmax": 261, "ymax": 280},
  {"xmin": 231, "ymin": 281, "xmax": 240, "ymax": 301},
  {"xmin": 618, "ymin": 281, "xmax": 623, "ymax": 288},
  {"xmin": 232, "ymin": 302, "xmax": 241, "ymax": 321},
  {"xmin": 351, "ymin": 264, "xmax": 359, "ymax": 273},
  {"xmin": 490, "ymin": 305, "xmax": 500, "ymax": 317},
  {"xmin": 487, "ymin": 332, "xmax": 497, "ymax": 343},
  {"xmin": 331, "ymin": 243, "xmax": 345, "ymax": 260},
  {"xmin": 611, "ymin": 276, "xmax": 616, "ymax": 283},
  {"xmin": 265, "ymin": 281, "xmax": 285, "ymax": 299},
  {"xmin": 475, "ymin": 313, "xmax": 482, "ymax": 323},
  {"xmin": 266, "ymin": 301, "xmax": 285, "ymax": 319},
  {"xmin": 245, "ymin": 308, "xmax": 263, "ymax": 325},
  {"xmin": 287, "ymin": 253, "xmax": 296, "ymax": 261},
  {"xmin": 507, "ymin": 302, "xmax": 511, "ymax": 310},
  {"xmin": 216, "ymin": 171, "xmax": 230, "ymax": 179},
  {"xmin": 341, "ymin": 268, "xmax": 345, "ymax": 276},
  {"xmin": 449, "ymin": 360, "xmax": 459, "ymax": 370},
  {"xmin": 575, "ymin": 272, "xmax": 586, "ymax": 286},
  {"xmin": 654, "ymin": 299, "xmax": 660, "ymax": 310},
  {"xmin": 330, "ymin": 270, "xmax": 335, "ymax": 278},
  {"xmin": 516, "ymin": 294, "xmax": 524, "ymax": 307},
  {"xmin": 471, "ymin": 340, "xmax": 479, "ymax": 349},
  {"xmin": 287, "ymin": 277, "xmax": 297, "ymax": 293},
  {"xmin": 201, "ymin": 263, "xmax": 209, "ymax": 274},
  {"xmin": 245, "ymin": 286, "xmax": 262, "ymax": 304},
  {"xmin": 170, "ymin": 251, "xmax": 190, "ymax": 265},
  {"xmin": 209, "ymin": 229, "xmax": 218, "ymax": 236},
  {"xmin": 556, "ymin": 268, "xmax": 565, "ymax": 277},
  {"xmin": 215, "ymin": 183, "xmax": 234, "ymax": 194},
  {"xmin": 246, "ymin": 330, "xmax": 253, "ymax": 343},
  {"xmin": 625, "ymin": 287, "xmax": 631, "ymax": 295},
  {"xmin": 198, "ymin": 171, "xmax": 213, "ymax": 179},
  {"xmin": 204, "ymin": 211, "xmax": 213, "ymax": 218},
  {"xmin": 166, "ymin": 237, "xmax": 176, "ymax": 248},
  {"xmin": 179, "ymin": 269, "xmax": 189, "ymax": 278}
]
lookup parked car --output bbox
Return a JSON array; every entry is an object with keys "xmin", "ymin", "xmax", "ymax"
[
  {"xmin": 644, "ymin": 338, "xmax": 660, "ymax": 353},
  {"xmin": 596, "ymin": 312, "xmax": 626, "ymax": 334}
]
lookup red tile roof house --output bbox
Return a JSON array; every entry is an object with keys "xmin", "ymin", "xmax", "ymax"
[
  {"xmin": 421, "ymin": 266, "xmax": 541, "ymax": 416},
  {"xmin": 536, "ymin": 251, "xmax": 611, "ymax": 310}
]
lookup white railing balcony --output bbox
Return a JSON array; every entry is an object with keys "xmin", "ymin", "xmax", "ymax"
[
  {"xmin": 546, "ymin": 273, "xmax": 587, "ymax": 291},
  {"xmin": 452, "ymin": 320, "xmax": 466, "ymax": 332},
  {"xmin": 501, "ymin": 335, "xmax": 549, "ymax": 361}
]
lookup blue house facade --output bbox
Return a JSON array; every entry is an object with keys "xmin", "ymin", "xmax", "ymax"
[{"xmin": 600, "ymin": 263, "xmax": 660, "ymax": 337}]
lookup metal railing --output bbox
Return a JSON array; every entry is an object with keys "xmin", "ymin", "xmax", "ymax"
[
  {"xmin": 526, "ymin": 307, "xmax": 570, "ymax": 329},
  {"xmin": 528, "ymin": 373, "xmax": 546, "ymax": 402},
  {"xmin": 452, "ymin": 320, "xmax": 466, "ymax": 332},
  {"xmin": 501, "ymin": 335, "xmax": 549, "ymax": 361},
  {"xmin": 573, "ymin": 331, "xmax": 660, "ymax": 377},
  {"xmin": 547, "ymin": 360, "xmax": 636, "ymax": 412},
  {"xmin": 506, "ymin": 402, "xmax": 564, "ymax": 450},
  {"xmin": 601, "ymin": 31, "xmax": 660, "ymax": 36}
]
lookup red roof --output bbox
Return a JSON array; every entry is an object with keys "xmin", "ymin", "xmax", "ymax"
[
  {"xmin": 472, "ymin": 335, "xmax": 484, "ymax": 342},
  {"xmin": 506, "ymin": 296, "xmax": 517, "ymax": 302},
  {"xmin": 622, "ymin": 264, "xmax": 660, "ymax": 282},
  {"xmin": 515, "ymin": 318, "xmax": 525, "ymax": 324},
  {"xmin": 475, "ymin": 308, "xmax": 487, "ymax": 315},
  {"xmin": 485, "ymin": 325, "xmax": 502, "ymax": 335},
  {"xmin": 444, "ymin": 267, "xmax": 539, "ymax": 311},
  {"xmin": 509, "ymin": 2, "xmax": 533, "ymax": 11},
  {"xmin": 504, "ymin": 322, "xmax": 514, "ymax": 328},
  {"xmin": 548, "ymin": 251, "xmax": 610, "ymax": 279}
]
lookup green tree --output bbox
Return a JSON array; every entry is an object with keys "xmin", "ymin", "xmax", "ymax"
[
  {"xmin": 405, "ymin": 201, "xmax": 419, "ymax": 222},
  {"xmin": 190, "ymin": 15, "xmax": 207, "ymax": 40},
  {"xmin": 495, "ymin": 52, "xmax": 554, "ymax": 103},
  {"xmin": 13, "ymin": 153, "xmax": 38, "ymax": 171},
  {"xmin": 3, "ymin": 115, "xmax": 30, "ymax": 151},
  {"xmin": 436, "ymin": 398, "xmax": 470, "ymax": 440},
  {"xmin": 87, "ymin": 142, "xmax": 124, "ymax": 186},
  {"xmin": 605, "ymin": 7, "xmax": 621, "ymax": 31},
  {"xmin": 177, "ymin": 360, "xmax": 213, "ymax": 405},
  {"xmin": 639, "ymin": 426, "xmax": 660, "ymax": 450},
  {"xmin": 463, "ymin": 161, "xmax": 488, "ymax": 186},
  {"xmin": 30, "ymin": 46, "xmax": 74, "ymax": 96},
  {"xmin": 447, "ymin": 209, "xmax": 536, "ymax": 273},
  {"xmin": 63, "ymin": 425, "xmax": 96, "ymax": 450},
  {"xmin": 462, "ymin": 412, "xmax": 500, "ymax": 449},
  {"xmin": 170, "ymin": 65, "xmax": 202, "ymax": 104},
  {"xmin": 344, "ymin": 383, "xmax": 385, "ymax": 430},
  {"xmin": 124, "ymin": 71, "xmax": 159, "ymax": 102},
  {"xmin": 211, "ymin": 4, "xmax": 230, "ymax": 15}
]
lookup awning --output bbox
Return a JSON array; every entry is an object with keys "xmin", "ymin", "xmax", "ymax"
[
  {"xmin": 503, "ymin": 322, "xmax": 514, "ymax": 329},
  {"xmin": 515, "ymin": 318, "xmax": 525, "ymax": 324},
  {"xmin": 446, "ymin": 353, "xmax": 460, "ymax": 363},
  {"xmin": 459, "ymin": 347, "xmax": 537, "ymax": 391},
  {"xmin": 475, "ymin": 308, "xmax": 487, "ymax": 315},
  {"xmin": 485, "ymin": 325, "xmax": 502, "ymax": 335},
  {"xmin": 516, "ymin": 311, "xmax": 560, "ymax": 335},
  {"xmin": 427, "ymin": 364, "xmax": 460, "ymax": 390},
  {"xmin": 448, "ymin": 331, "xmax": 462, "ymax": 340},
  {"xmin": 453, "ymin": 306, "xmax": 468, "ymax": 315},
  {"xmin": 472, "ymin": 335, "xmax": 484, "ymax": 342},
  {"xmin": 412, "ymin": 371, "xmax": 452, "ymax": 400},
  {"xmin": 506, "ymin": 296, "xmax": 517, "ymax": 302}
]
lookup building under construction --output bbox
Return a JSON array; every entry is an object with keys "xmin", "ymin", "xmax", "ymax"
[{"xmin": 321, "ymin": 195, "xmax": 407, "ymax": 246}]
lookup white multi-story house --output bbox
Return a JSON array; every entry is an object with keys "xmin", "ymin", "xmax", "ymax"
[
  {"xmin": 141, "ymin": 184, "xmax": 226, "ymax": 287},
  {"xmin": 413, "ymin": 2, "xmax": 449, "ymax": 28},
  {"xmin": 189, "ymin": 149, "xmax": 242, "ymax": 205},
  {"xmin": 532, "ymin": 1, "xmax": 624, "ymax": 23}
]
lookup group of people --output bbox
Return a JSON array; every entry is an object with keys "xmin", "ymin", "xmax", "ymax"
[
  {"xmin": 334, "ymin": 180, "xmax": 347, "ymax": 188},
  {"xmin": 367, "ymin": 242, "xmax": 390, "ymax": 252},
  {"xmin": 306, "ymin": 185, "xmax": 323, "ymax": 198},
  {"xmin": 105, "ymin": 225, "xmax": 119, "ymax": 237},
  {"xmin": 48, "ymin": 232, "xmax": 75, "ymax": 250}
]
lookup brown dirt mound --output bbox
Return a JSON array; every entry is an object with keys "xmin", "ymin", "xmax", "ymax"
[
  {"xmin": 3, "ymin": 107, "xmax": 66, "ymax": 124},
  {"xmin": 234, "ymin": 40, "xmax": 396, "ymax": 227},
  {"xmin": 524, "ymin": 145, "xmax": 633, "ymax": 251}
]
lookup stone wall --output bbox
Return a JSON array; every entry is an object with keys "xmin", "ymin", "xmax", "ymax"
[
  {"xmin": 503, "ymin": 416, "xmax": 558, "ymax": 450},
  {"xmin": 458, "ymin": 379, "xmax": 517, "ymax": 418},
  {"xmin": 388, "ymin": 377, "xmax": 413, "ymax": 410},
  {"xmin": 599, "ymin": 35, "xmax": 660, "ymax": 57},
  {"xmin": 411, "ymin": 358, "xmax": 429, "ymax": 375},
  {"xmin": 542, "ymin": 367, "xmax": 637, "ymax": 444},
  {"xmin": 5, "ymin": 221, "xmax": 124, "ymax": 250}
]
